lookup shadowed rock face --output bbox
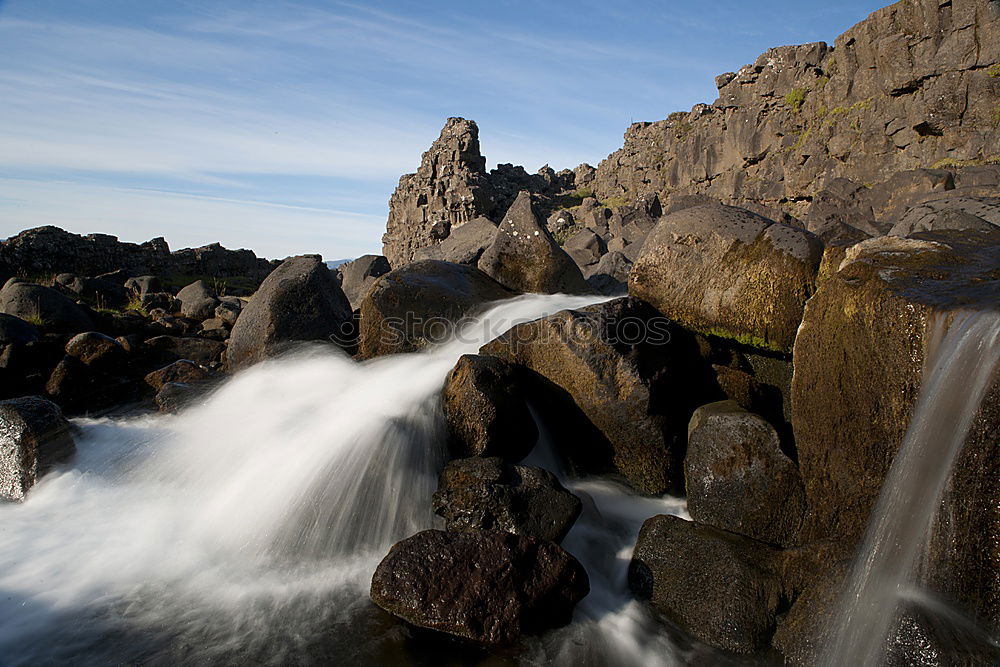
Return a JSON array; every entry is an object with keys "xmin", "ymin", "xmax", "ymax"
[
  {"xmin": 0, "ymin": 396, "xmax": 76, "ymax": 501},
  {"xmin": 592, "ymin": 0, "xmax": 1000, "ymax": 229},
  {"xmin": 630, "ymin": 203, "xmax": 823, "ymax": 353},
  {"xmin": 370, "ymin": 528, "xmax": 589, "ymax": 646}
]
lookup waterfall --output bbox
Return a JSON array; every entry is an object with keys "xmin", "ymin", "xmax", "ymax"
[
  {"xmin": 0, "ymin": 291, "xmax": 692, "ymax": 665},
  {"xmin": 821, "ymin": 309, "xmax": 1000, "ymax": 666}
]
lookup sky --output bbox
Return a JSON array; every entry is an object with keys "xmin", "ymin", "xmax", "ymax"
[{"xmin": 0, "ymin": 0, "xmax": 890, "ymax": 261}]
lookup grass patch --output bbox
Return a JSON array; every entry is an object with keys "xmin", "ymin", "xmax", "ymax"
[
  {"xmin": 784, "ymin": 88, "xmax": 807, "ymax": 112},
  {"xmin": 599, "ymin": 196, "xmax": 628, "ymax": 209}
]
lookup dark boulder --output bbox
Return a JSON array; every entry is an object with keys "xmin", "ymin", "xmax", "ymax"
[
  {"xmin": 214, "ymin": 297, "xmax": 242, "ymax": 327},
  {"xmin": 0, "ymin": 281, "xmax": 94, "ymax": 333},
  {"xmin": 144, "ymin": 359, "xmax": 217, "ymax": 392},
  {"xmin": 442, "ymin": 354, "xmax": 537, "ymax": 461},
  {"xmin": 583, "ymin": 250, "xmax": 631, "ymax": 295},
  {"xmin": 370, "ymin": 528, "xmax": 589, "ymax": 646},
  {"xmin": 0, "ymin": 396, "xmax": 76, "ymax": 501},
  {"xmin": 563, "ymin": 228, "xmax": 606, "ymax": 268},
  {"xmin": 629, "ymin": 204, "xmax": 823, "ymax": 353},
  {"xmin": 175, "ymin": 280, "xmax": 219, "ymax": 321},
  {"xmin": 56, "ymin": 273, "xmax": 129, "ymax": 309},
  {"xmin": 144, "ymin": 335, "xmax": 224, "ymax": 366},
  {"xmin": 337, "ymin": 254, "xmax": 391, "ymax": 310},
  {"xmin": 629, "ymin": 514, "xmax": 786, "ymax": 654},
  {"xmin": 481, "ymin": 297, "xmax": 710, "ymax": 495},
  {"xmin": 0, "ymin": 314, "xmax": 40, "ymax": 346},
  {"xmin": 125, "ymin": 275, "xmax": 161, "ymax": 297},
  {"xmin": 357, "ymin": 260, "xmax": 514, "ymax": 358},
  {"xmin": 478, "ymin": 192, "xmax": 590, "ymax": 294},
  {"xmin": 227, "ymin": 256, "xmax": 353, "ymax": 370},
  {"xmin": 685, "ymin": 400, "xmax": 805, "ymax": 547},
  {"xmin": 432, "ymin": 457, "xmax": 581, "ymax": 543},
  {"xmin": 44, "ymin": 355, "xmax": 134, "ymax": 414},
  {"xmin": 64, "ymin": 331, "xmax": 127, "ymax": 370},
  {"xmin": 155, "ymin": 382, "xmax": 203, "ymax": 414}
]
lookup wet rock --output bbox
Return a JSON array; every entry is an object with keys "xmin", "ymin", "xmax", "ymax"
[
  {"xmin": 144, "ymin": 359, "xmax": 216, "ymax": 392},
  {"xmin": 0, "ymin": 396, "xmax": 76, "ymax": 501},
  {"xmin": 685, "ymin": 400, "xmax": 805, "ymax": 546},
  {"xmin": 442, "ymin": 354, "xmax": 537, "ymax": 462},
  {"xmin": 629, "ymin": 204, "xmax": 823, "ymax": 353},
  {"xmin": 175, "ymin": 280, "xmax": 219, "ymax": 321},
  {"xmin": 432, "ymin": 457, "xmax": 581, "ymax": 543},
  {"xmin": 478, "ymin": 192, "xmax": 590, "ymax": 295},
  {"xmin": 227, "ymin": 256, "xmax": 353, "ymax": 370},
  {"xmin": 337, "ymin": 255, "xmax": 391, "ymax": 310},
  {"xmin": 482, "ymin": 297, "xmax": 711, "ymax": 495},
  {"xmin": 357, "ymin": 260, "xmax": 514, "ymax": 358},
  {"xmin": 792, "ymin": 230, "xmax": 1000, "ymax": 634},
  {"xmin": 370, "ymin": 528, "xmax": 589, "ymax": 646},
  {"xmin": 628, "ymin": 514, "xmax": 785, "ymax": 654},
  {"xmin": 155, "ymin": 382, "xmax": 202, "ymax": 414},
  {"xmin": 413, "ymin": 217, "xmax": 498, "ymax": 266},
  {"xmin": 0, "ymin": 281, "xmax": 94, "ymax": 333}
]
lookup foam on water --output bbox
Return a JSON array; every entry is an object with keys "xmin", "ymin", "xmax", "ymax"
[{"xmin": 0, "ymin": 292, "xmax": 689, "ymax": 665}]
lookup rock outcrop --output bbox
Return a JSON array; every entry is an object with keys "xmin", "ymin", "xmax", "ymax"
[
  {"xmin": 0, "ymin": 226, "xmax": 275, "ymax": 285},
  {"xmin": 370, "ymin": 528, "xmax": 589, "ymax": 646},
  {"xmin": 592, "ymin": 0, "xmax": 1000, "ymax": 236}
]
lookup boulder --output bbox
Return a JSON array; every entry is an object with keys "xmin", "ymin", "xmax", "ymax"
[
  {"xmin": 144, "ymin": 359, "xmax": 217, "ymax": 392},
  {"xmin": 583, "ymin": 250, "xmax": 631, "ymax": 295},
  {"xmin": 0, "ymin": 282, "xmax": 94, "ymax": 333},
  {"xmin": 336, "ymin": 255, "xmax": 391, "ymax": 310},
  {"xmin": 432, "ymin": 457, "xmax": 581, "ymax": 543},
  {"xmin": 56, "ymin": 274, "xmax": 129, "ymax": 309},
  {"xmin": 197, "ymin": 317, "xmax": 229, "ymax": 341},
  {"xmin": 214, "ymin": 298, "xmax": 242, "ymax": 327},
  {"xmin": 0, "ymin": 314, "xmax": 40, "ymax": 346},
  {"xmin": 482, "ymin": 297, "xmax": 714, "ymax": 495},
  {"xmin": 64, "ymin": 331, "xmax": 127, "ymax": 370},
  {"xmin": 478, "ymin": 192, "xmax": 590, "ymax": 295},
  {"xmin": 125, "ymin": 275, "xmax": 161, "ymax": 297},
  {"xmin": 155, "ymin": 382, "xmax": 202, "ymax": 414},
  {"xmin": 144, "ymin": 335, "xmax": 225, "ymax": 365},
  {"xmin": 413, "ymin": 217, "xmax": 498, "ymax": 266},
  {"xmin": 44, "ymin": 355, "xmax": 133, "ymax": 414},
  {"xmin": 370, "ymin": 529, "xmax": 589, "ymax": 646},
  {"xmin": 629, "ymin": 204, "xmax": 823, "ymax": 353},
  {"xmin": 792, "ymin": 230, "xmax": 1000, "ymax": 636},
  {"xmin": 227, "ymin": 256, "xmax": 353, "ymax": 370},
  {"xmin": 685, "ymin": 400, "xmax": 805, "ymax": 546},
  {"xmin": 357, "ymin": 260, "xmax": 514, "ymax": 358},
  {"xmin": 563, "ymin": 228, "xmax": 606, "ymax": 268},
  {"xmin": 175, "ymin": 280, "xmax": 219, "ymax": 321},
  {"xmin": 442, "ymin": 354, "xmax": 537, "ymax": 462},
  {"xmin": 0, "ymin": 396, "xmax": 76, "ymax": 501},
  {"xmin": 888, "ymin": 196, "xmax": 1000, "ymax": 237},
  {"xmin": 628, "ymin": 514, "xmax": 786, "ymax": 654}
]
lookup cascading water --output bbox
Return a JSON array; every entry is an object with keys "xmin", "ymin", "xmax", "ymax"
[
  {"xmin": 821, "ymin": 309, "xmax": 1000, "ymax": 666},
  {"xmin": 0, "ymin": 292, "xmax": 690, "ymax": 666}
]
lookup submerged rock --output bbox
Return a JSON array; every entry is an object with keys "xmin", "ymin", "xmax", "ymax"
[
  {"xmin": 370, "ymin": 528, "xmax": 588, "ymax": 646},
  {"xmin": 629, "ymin": 203, "xmax": 823, "ymax": 353},
  {"xmin": 442, "ymin": 354, "xmax": 537, "ymax": 461},
  {"xmin": 432, "ymin": 457, "xmax": 581, "ymax": 543},
  {"xmin": 685, "ymin": 400, "xmax": 805, "ymax": 547},
  {"xmin": 357, "ymin": 260, "xmax": 514, "ymax": 358},
  {"xmin": 227, "ymin": 256, "xmax": 353, "ymax": 370},
  {"xmin": 0, "ymin": 396, "xmax": 76, "ymax": 501}
]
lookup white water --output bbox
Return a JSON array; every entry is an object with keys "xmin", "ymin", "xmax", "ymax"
[
  {"xmin": 0, "ymin": 292, "xmax": 690, "ymax": 666},
  {"xmin": 821, "ymin": 310, "xmax": 1000, "ymax": 666}
]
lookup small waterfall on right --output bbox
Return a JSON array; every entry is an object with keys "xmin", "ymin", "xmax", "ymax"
[{"xmin": 820, "ymin": 309, "xmax": 1000, "ymax": 666}]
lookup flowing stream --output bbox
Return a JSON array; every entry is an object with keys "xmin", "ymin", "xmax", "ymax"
[
  {"xmin": 0, "ymin": 292, "xmax": 691, "ymax": 666},
  {"xmin": 820, "ymin": 309, "xmax": 1000, "ymax": 666}
]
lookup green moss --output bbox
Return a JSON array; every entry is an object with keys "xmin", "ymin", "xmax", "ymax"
[
  {"xmin": 988, "ymin": 64, "xmax": 1000, "ymax": 78},
  {"xmin": 784, "ymin": 88, "xmax": 807, "ymax": 112},
  {"xmin": 994, "ymin": 104, "xmax": 1000, "ymax": 127},
  {"xmin": 704, "ymin": 326, "xmax": 783, "ymax": 353},
  {"xmin": 599, "ymin": 196, "xmax": 627, "ymax": 209},
  {"xmin": 816, "ymin": 75, "xmax": 829, "ymax": 91}
]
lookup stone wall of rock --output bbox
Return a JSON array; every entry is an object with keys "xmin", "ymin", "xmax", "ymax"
[
  {"xmin": 592, "ymin": 0, "xmax": 1000, "ymax": 234},
  {"xmin": 0, "ymin": 226, "xmax": 276, "ymax": 284}
]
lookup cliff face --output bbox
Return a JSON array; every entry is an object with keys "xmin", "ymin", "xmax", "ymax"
[{"xmin": 592, "ymin": 0, "xmax": 1000, "ymax": 227}]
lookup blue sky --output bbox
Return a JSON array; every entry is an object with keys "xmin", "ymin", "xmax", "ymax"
[{"xmin": 0, "ymin": 0, "xmax": 888, "ymax": 261}]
